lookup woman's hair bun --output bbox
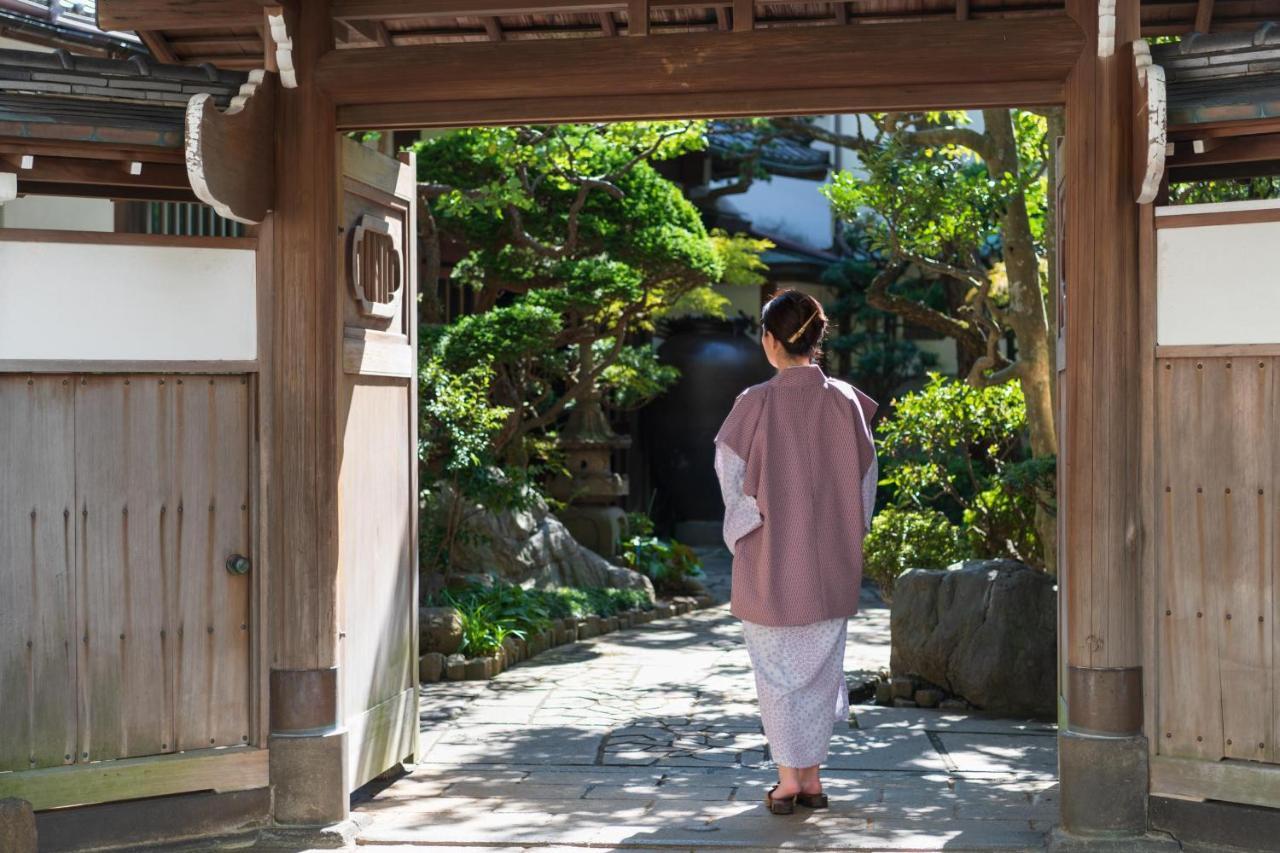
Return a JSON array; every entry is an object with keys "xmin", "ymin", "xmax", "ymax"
[{"xmin": 761, "ymin": 289, "xmax": 827, "ymax": 358}]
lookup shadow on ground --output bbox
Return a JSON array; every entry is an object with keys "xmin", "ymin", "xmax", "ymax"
[{"xmin": 346, "ymin": 567, "xmax": 1059, "ymax": 851}]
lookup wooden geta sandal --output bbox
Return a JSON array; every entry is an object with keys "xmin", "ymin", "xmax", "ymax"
[{"xmin": 765, "ymin": 785, "xmax": 797, "ymax": 815}]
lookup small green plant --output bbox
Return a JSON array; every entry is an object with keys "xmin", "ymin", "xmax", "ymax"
[
  {"xmin": 620, "ymin": 536, "xmax": 703, "ymax": 595},
  {"xmin": 863, "ymin": 507, "xmax": 968, "ymax": 601},
  {"xmin": 625, "ymin": 511, "xmax": 656, "ymax": 537},
  {"xmin": 427, "ymin": 580, "xmax": 655, "ymax": 656}
]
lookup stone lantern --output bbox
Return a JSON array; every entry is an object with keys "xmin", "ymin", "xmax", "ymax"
[{"xmin": 548, "ymin": 388, "xmax": 631, "ymax": 558}]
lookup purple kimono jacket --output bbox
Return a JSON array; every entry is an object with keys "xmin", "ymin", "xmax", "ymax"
[{"xmin": 713, "ymin": 364, "xmax": 878, "ymax": 627}]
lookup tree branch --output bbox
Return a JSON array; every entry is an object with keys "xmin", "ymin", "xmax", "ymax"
[{"xmin": 865, "ymin": 261, "xmax": 986, "ymax": 356}]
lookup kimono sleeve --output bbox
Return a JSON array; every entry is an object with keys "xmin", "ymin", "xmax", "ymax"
[
  {"xmin": 850, "ymin": 386, "xmax": 879, "ymax": 532},
  {"xmin": 713, "ymin": 385, "xmax": 766, "ymax": 476}
]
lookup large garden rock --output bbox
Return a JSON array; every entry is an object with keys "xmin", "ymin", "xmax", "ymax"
[
  {"xmin": 420, "ymin": 606, "xmax": 463, "ymax": 655},
  {"xmin": 440, "ymin": 484, "xmax": 652, "ymax": 595},
  {"xmin": 890, "ymin": 559, "xmax": 1056, "ymax": 719}
]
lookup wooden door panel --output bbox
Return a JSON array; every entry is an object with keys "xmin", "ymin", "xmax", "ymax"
[
  {"xmin": 0, "ymin": 376, "xmax": 78, "ymax": 771},
  {"xmin": 75, "ymin": 376, "xmax": 173, "ymax": 761},
  {"xmin": 172, "ymin": 376, "xmax": 253, "ymax": 751},
  {"xmin": 73, "ymin": 374, "xmax": 252, "ymax": 763},
  {"xmin": 1215, "ymin": 358, "xmax": 1273, "ymax": 762},
  {"xmin": 1155, "ymin": 356, "xmax": 1278, "ymax": 764}
]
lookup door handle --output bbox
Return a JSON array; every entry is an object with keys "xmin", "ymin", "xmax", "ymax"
[{"xmin": 225, "ymin": 554, "xmax": 252, "ymax": 576}]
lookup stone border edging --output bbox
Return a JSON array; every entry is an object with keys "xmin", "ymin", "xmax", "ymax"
[{"xmin": 418, "ymin": 593, "xmax": 718, "ymax": 684}]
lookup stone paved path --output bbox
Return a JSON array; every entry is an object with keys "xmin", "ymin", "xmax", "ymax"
[{"xmin": 350, "ymin": 552, "xmax": 1059, "ymax": 851}]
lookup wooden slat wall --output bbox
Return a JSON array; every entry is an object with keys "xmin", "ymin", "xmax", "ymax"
[
  {"xmin": 0, "ymin": 377, "xmax": 78, "ymax": 772},
  {"xmin": 0, "ymin": 375, "xmax": 254, "ymax": 769},
  {"xmin": 1155, "ymin": 354, "xmax": 1277, "ymax": 763}
]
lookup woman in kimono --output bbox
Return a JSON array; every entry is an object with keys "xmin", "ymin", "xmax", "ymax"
[{"xmin": 714, "ymin": 289, "xmax": 878, "ymax": 816}]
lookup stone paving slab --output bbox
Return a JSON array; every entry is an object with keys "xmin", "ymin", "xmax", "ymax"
[{"xmin": 348, "ymin": 552, "xmax": 1059, "ymax": 851}]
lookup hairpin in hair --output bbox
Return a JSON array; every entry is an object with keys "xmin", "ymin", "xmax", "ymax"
[{"xmin": 787, "ymin": 309, "xmax": 820, "ymax": 344}]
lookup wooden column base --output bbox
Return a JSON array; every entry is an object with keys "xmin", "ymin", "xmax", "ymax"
[
  {"xmin": 269, "ymin": 667, "xmax": 347, "ymax": 825},
  {"xmin": 1067, "ymin": 666, "xmax": 1143, "ymax": 735}
]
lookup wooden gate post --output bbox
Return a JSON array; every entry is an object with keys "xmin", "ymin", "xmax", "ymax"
[
  {"xmin": 1057, "ymin": 0, "xmax": 1166, "ymax": 845},
  {"xmin": 264, "ymin": 0, "xmax": 349, "ymax": 827}
]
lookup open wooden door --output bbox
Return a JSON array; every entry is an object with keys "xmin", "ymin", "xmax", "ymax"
[{"xmin": 336, "ymin": 137, "xmax": 420, "ymax": 792}]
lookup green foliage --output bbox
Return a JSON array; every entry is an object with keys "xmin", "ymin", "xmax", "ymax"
[
  {"xmin": 429, "ymin": 580, "xmax": 654, "ymax": 655},
  {"xmin": 620, "ymin": 536, "xmax": 704, "ymax": 594},
  {"xmin": 820, "ymin": 227, "xmax": 937, "ymax": 400},
  {"xmin": 822, "ymin": 111, "xmax": 1048, "ymax": 272},
  {"xmin": 598, "ymin": 343, "xmax": 680, "ymax": 410},
  {"xmin": 661, "ymin": 230, "xmax": 775, "ymax": 319},
  {"xmin": 415, "ymin": 123, "xmax": 765, "ymax": 578},
  {"xmin": 712, "ymin": 229, "xmax": 774, "ymax": 287},
  {"xmin": 876, "ymin": 374, "xmax": 1054, "ymax": 566},
  {"xmin": 418, "ymin": 350, "xmax": 552, "ymax": 574},
  {"xmin": 863, "ymin": 507, "xmax": 969, "ymax": 601},
  {"xmin": 625, "ymin": 511, "xmax": 656, "ymax": 537},
  {"xmin": 414, "ymin": 123, "xmax": 763, "ymax": 472},
  {"xmin": 541, "ymin": 586, "xmax": 654, "ymax": 620},
  {"xmin": 1167, "ymin": 177, "xmax": 1280, "ymax": 205}
]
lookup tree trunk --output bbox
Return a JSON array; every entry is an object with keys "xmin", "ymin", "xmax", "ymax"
[{"xmin": 983, "ymin": 108, "xmax": 1058, "ymax": 574}]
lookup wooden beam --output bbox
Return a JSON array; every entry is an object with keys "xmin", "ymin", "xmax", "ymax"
[
  {"xmin": 97, "ymin": 0, "xmax": 270, "ymax": 31},
  {"xmin": 138, "ymin": 30, "xmax": 177, "ymax": 63},
  {"xmin": 833, "ymin": 2, "xmax": 849, "ymax": 25},
  {"xmin": 345, "ymin": 17, "xmax": 394, "ymax": 44},
  {"xmin": 1194, "ymin": 0, "xmax": 1214, "ymax": 31},
  {"xmin": 733, "ymin": 0, "xmax": 753, "ymax": 32},
  {"xmin": 599, "ymin": 11, "xmax": 617, "ymax": 35},
  {"xmin": 628, "ymin": 0, "xmax": 648, "ymax": 35},
  {"xmin": 0, "ymin": 747, "xmax": 267, "ymax": 812},
  {"xmin": 0, "ymin": 153, "xmax": 188, "ymax": 190},
  {"xmin": 336, "ymin": 78, "xmax": 1066, "ymax": 129},
  {"xmin": 1168, "ymin": 132, "xmax": 1280, "ymax": 171},
  {"xmin": 716, "ymin": 5, "xmax": 730, "ymax": 29},
  {"xmin": 482, "ymin": 15, "xmax": 504, "ymax": 40},
  {"xmin": 0, "ymin": 138, "xmax": 184, "ymax": 164},
  {"xmin": 318, "ymin": 16, "xmax": 1083, "ymax": 108},
  {"xmin": 331, "ymin": 0, "xmax": 729, "ymax": 18},
  {"xmin": 956, "ymin": 0, "xmax": 970, "ymax": 20}
]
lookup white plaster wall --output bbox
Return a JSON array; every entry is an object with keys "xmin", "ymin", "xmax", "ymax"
[
  {"xmin": 0, "ymin": 240, "xmax": 256, "ymax": 360},
  {"xmin": 0, "ymin": 195, "xmax": 116, "ymax": 232},
  {"xmin": 1156, "ymin": 210, "xmax": 1280, "ymax": 346}
]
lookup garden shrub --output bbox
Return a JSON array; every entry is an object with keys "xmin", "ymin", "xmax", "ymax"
[
  {"xmin": 863, "ymin": 507, "xmax": 968, "ymax": 601},
  {"xmin": 428, "ymin": 581, "xmax": 655, "ymax": 656},
  {"xmin": 620, "ymin": 535, "xmax": 704, "ymax": 595},
  {"xmin": 876, "ymin": 374, "xmax": 1054, "ymax": 568}
]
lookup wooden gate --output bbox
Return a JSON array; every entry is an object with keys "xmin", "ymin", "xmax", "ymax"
[
  {"xmin": 0, "ymin": 374, "xmax": 254, "ymax": 774},
  {"xmin": 337, "ymin": 138, "xmax": 419, "ymax": 791}
]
